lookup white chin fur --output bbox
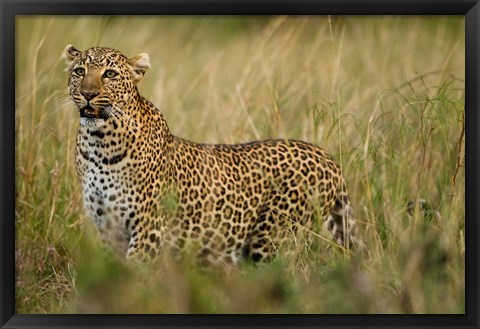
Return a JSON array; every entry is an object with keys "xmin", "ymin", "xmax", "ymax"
[{"xmin": 80, "ymin": 117, "xmax": 106, "ymax": 128}]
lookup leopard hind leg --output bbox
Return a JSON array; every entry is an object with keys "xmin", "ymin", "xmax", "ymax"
[{"xmin": 324, "ymin": 191, "xmax": 358, "ymax": 250}]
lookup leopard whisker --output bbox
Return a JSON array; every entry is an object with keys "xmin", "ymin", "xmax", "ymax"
[
  {"xmin": 107, "ymin": 104, "xmax": 140, "ymax": 133},
  {"xmin": 104, "ymin": 106, "xmax": 128, "ymax": 128},
  {"xmin": 52, "ymin": 97, "xmax": 76, "ymax": 115}
]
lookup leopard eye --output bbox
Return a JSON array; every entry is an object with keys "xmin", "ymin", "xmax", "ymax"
[
  {"xmin": 104, "ymin": 70, "xmax": 118, "ymax": 78},
  {"xmin": 74, "ymin": 67, "xmax": 85, "ymax": 76}
]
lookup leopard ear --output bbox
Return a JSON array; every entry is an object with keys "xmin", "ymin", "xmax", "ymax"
[
  {"xmin": 62, "ymin": 44, "xmax": 82, "ymax": 70},
  {"xmin": 128, "ymin": 53, "xmax": 150, "ymax": 84}
]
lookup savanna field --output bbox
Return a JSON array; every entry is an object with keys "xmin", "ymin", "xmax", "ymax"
[{"xmin": 15, "ymin": 16, "xmax": 465, "ymax": 314}]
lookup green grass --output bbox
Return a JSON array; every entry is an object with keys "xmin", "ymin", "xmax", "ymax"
[{"xmin": 15, "ymin": 15, "xmax": 465, "ymax": 314}]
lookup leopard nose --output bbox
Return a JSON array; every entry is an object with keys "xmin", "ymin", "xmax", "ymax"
[{"xmin": 81, "ymin": 90, "xmax": 99, "ymax": 101}]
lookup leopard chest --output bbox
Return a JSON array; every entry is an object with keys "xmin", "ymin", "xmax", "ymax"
[
  {"xmin": 76, "ymin": 130, "xmax": 138, "ymax": 248},
  {"xmin": 82, "ymin": 166, "xmax": 129, "ymax": 227}
]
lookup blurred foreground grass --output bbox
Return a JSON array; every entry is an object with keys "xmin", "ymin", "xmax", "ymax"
[{"xmin": 15, "ymin": 16, "xmax": 465, "ymax": 314}]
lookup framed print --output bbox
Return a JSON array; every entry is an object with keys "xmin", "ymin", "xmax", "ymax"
[{"xmin": 1, "ymin": 1, "xmax": 479, "ymax": 329}]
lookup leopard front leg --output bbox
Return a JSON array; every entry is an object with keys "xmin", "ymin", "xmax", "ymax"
[{"xmin": 126, "ymin": 214, "xmax": 165, "ymax": 261}]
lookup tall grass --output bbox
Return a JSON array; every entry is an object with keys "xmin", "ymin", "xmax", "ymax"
[{"xmin": 15, "ymin": 16, "xmax": 465, "ymax": 314}]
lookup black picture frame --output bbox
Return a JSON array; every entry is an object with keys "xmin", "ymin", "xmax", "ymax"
[{"xmin": 1, "ymin": 1, "xmax": 479, "ymax": 328}]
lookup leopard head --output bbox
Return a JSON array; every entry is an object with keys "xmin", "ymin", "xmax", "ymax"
[{"xmin": 62, "ymin": 45, "xmax": 150, "ymax": 127}]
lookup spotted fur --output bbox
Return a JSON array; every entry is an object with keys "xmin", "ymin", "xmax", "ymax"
[{"xmin": 63, "ymin": 45, "xmax": 359, "ymax": 265}]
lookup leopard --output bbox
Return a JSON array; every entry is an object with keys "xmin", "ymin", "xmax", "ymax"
[{"xmin": 63, "ymin": 45, "xmax": 359, "ymax": 265}]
